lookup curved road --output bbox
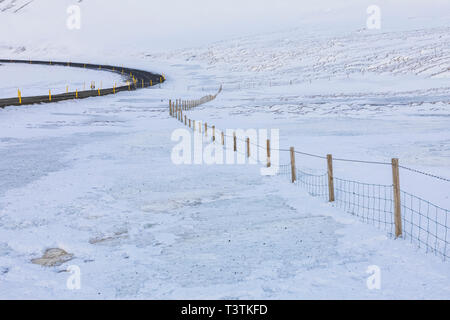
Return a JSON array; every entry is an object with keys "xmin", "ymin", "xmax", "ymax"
[{"xmin": 0, "ymin": 59, "xmax": 165, "ymax": 108}]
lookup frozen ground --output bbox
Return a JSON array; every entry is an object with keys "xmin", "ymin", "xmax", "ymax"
[
  {"xmin": 0, "ymin": 0, "xmax": 449, "ymax": 299},
  {"xmin": 0, "ymin": 86, "xmax": 449, "ymax": 299}
]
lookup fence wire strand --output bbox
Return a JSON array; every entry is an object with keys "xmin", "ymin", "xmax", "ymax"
[
  {"xmin": 277, "ymin": 159, "xmax": 448, "ymax": 261},
  {"xmin": 400, "ymin": 191, "xmax": 449, "ymax": 260},
  {"xmin": 334, "ymin": 177, "xmax": 395, "ymax": 234},
  {"xmin": 173, "ymin": 87, "xmax": 449, "ymax": 262}
]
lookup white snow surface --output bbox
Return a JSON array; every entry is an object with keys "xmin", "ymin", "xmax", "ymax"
[
  {"xmin": 0, "ymin": 1, "xmax": 449, "ymax": 299},
  {"xmin": 0, "ymin": 63, "xmax": 127, "ymax": 98}
]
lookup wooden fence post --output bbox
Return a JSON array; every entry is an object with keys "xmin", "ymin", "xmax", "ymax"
[
  {"xmin": 290, "ymin": 147, "xmax": 296, "ymax": 183},
  {"xmin": 169, "ymin": 100, "xmax": 172, "ymax": 116},
  {"xmin": 266, "ymin": 139, "xmax": 271, "ymax": 167},
  {"xmin": 184, "ymin": 115, "xmax": 187, "ymax": 125},
  {"xmin": 212, "ymin": 126, "xmax": 215, "ymax": 142},
  {"xmin": 193, "ymin": 120, "xmax": 195, "ymax": 132},
  {"xmin": 205, "ymin": 123, "xmax": 207, "ymax": 136},
  {"xmin": 327, "ymin": 154, "xmax": 335, "ymax": 202},
  {"xmin": 246, "ymin": 137, "xmax": 250, "ymax": 158},
  {"xmin": 392, "ymin": 158, "xmax": 402, "ymax": 238},
  {"xmin": 221, "ymin": 132, "xmax": 224, "ymax": 145},
  {"xmin": 233, "ymin": 132, "xmax": 237, "ymax": 152},
  {"xmin": 189, "ymin": 119, "xmax": 191, "ymax": 128}
]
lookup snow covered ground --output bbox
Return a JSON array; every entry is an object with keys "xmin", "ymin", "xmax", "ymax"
[
  {"xmin": 0, "ymin": 0, "xmax": 449, "ymax": 299},
  {"xmin": 0, "ymin": 63, "xmax": 127, "ymax": 98},
  {"xmin": 0, "ymin": 85, "xmax": 449, "ymax": 299}
]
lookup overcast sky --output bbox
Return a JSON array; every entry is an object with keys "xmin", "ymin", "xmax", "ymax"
[{"xmin": 1, "ymin": 0, "xmax": 449, "ymax": 51}]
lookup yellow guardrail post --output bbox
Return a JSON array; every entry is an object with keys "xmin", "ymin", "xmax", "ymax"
[
  {"xmin": 76, "ymin": 89, "xmax": 78, "ymax": 99},
  {"xmin": 18, "ymin": 89, "xmax": 22, "ymax": 104},
  {"xmin": 49, "ymin": 89, "xmax": 52, "ymax": 101}
]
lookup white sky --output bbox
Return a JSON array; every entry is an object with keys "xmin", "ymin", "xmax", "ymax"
[{"xmin": 1, "ymin": 0, "xmax": 449, "ymax": 51}]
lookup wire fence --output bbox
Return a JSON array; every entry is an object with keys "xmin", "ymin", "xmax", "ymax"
[
  {"xmin": 279, "ymin": 164, "xmax": 396, "ymax": 233},
  {"xmin": 277, "ymin": 160, "xmax": 449, "ymax": 261},
  {"xmin": 170, "ymin": 87, "xmax": 450, "ymax": 262},
  {"xmin": 335, "ymin": 178, "xmax": 394, "ymax": 233},
  {"xmin": 400, "ymin": 191, "xmax": 449, "ymax": 259}
]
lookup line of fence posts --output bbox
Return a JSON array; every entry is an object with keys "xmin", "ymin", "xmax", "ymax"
[
  {"xmin": 287, "ymin": 148, "xmax": 403, "ymax": 238},
  {"xmin": 168, "ymin": 90, "xmax": 405, "ymax": 240},
  {"xmin": 167, "ymin": 92, "xmax": 406, "ymax": 239}
]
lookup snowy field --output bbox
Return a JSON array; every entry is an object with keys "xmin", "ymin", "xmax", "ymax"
[
  {"xmin": 0, "ymin": 0, "xmax": 449, "ymax": 299},
  {"xmin": 0, "ymin": 63, "xmax": 127, "ymax": 98},
  {"xmin": 0, "ymin": 83, "xmax": 449, "ymax": 299}
]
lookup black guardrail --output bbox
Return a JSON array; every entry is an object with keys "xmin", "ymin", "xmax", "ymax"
[{"xmin": 0, "ymin": 59, "xmax": 165, "ymax": 108}]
